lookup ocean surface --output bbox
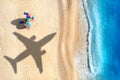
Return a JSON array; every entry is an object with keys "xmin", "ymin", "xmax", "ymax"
[{"xmin": 83, "ymin": 0, "xmax": 120, "ymax": 80}]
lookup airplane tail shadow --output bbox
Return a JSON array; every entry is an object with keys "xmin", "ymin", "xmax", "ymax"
[{"xmin": 4, "ymin": 56, "xmax": 17, "ymax": 73}]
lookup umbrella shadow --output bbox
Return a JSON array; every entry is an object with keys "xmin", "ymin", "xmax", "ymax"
[{"xmin": 11, "ymin": 18, "xmax": 26, "ymax": 29}]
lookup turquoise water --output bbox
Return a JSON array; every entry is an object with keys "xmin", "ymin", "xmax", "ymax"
[{"xmin": 83, "ymin": 0, "xmax": 120, "ymax": 80}]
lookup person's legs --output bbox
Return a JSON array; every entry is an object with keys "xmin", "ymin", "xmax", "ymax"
[
  {"xmin": 27, "ymin": 26, "xmax": 30, "ymax": 30},
  {"xmin": 26, "ymin": 22, "xmax": 32, "ymax": 30}
]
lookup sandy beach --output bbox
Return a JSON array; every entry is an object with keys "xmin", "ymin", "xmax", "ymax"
[{"xmin": 0, "ymin": 0, "xmax": 88, "ymax": 80}]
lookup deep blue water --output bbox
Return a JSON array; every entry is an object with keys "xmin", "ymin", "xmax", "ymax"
[{"xmin": 84, "ymin": 0, "xmax": 120, "ymax": 80}]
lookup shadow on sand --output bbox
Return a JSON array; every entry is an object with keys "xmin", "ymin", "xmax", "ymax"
[
  {"xmin": 11, "ymin": 18, "xmax": 26, "ymax": 29},
  {"xmin": 4, "ymin": 32, "xmax": 56, "ymax": 73}
]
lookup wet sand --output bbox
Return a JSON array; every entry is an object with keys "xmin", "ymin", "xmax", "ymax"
[{"xmin": 0, "ymin": 0, "xmax": 88, "ymax": 80}]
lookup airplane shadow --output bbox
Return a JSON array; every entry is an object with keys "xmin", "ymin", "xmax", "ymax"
[
  {"xmin": 11, "ymin": 18, "xmax": 26, "ymax": 29},
  {"xmin": 4, "ymin": 32, "xmax": 56, "ymax": 73}
]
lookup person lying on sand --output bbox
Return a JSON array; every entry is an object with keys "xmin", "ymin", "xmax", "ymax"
[{"xmin": 24, "ymin": 12, "xmax": 34, "ymax": 29}]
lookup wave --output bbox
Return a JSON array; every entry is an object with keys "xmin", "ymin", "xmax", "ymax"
[{"xmin": 83, "ymin": 0, "xmax": 120, "ymax": 80}]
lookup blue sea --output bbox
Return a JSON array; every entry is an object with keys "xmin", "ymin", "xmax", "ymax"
[{"xmin": 83, "ymin": 0, "xmax": 120, "ymax": 80}]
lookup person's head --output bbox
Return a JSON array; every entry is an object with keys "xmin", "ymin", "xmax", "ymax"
[{"xmin": 24, "ymin": 12, "xmax": 28, "ymax": 15}]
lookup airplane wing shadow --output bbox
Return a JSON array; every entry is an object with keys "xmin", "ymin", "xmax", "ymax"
[{"xmin": 4, "ymin": 32, "xmax": 56, "ymax": 73}]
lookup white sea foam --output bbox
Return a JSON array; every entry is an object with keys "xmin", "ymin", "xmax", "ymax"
[
  {"xmin": 82, "ymin": 0, "xmax": 103, "ymax": 79},
  {"xmin": 76, "ymin": 0, "xmax": 104, "ymax": 79}
]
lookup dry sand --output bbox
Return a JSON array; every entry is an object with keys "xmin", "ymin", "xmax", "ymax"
[{"xmin": 0, "ymin": 0, "xmax": 88, "ymax": 80}]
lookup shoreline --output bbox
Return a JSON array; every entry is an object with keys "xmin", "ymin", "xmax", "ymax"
[
  {"xmin": 82, "ymin": 0, "xmax": 91, "ymax": 72},
  {"xmin": 74, "ymin": 0, "xmax": 90, "ymax": 80}
]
